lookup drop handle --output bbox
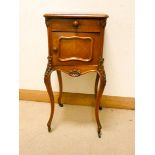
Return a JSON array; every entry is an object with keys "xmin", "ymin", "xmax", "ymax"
[{"xmin": 53, "ymin": 47, "xmax": 58, "ymax": 52}]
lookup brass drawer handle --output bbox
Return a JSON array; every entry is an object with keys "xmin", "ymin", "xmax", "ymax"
[{"xmin": 73, "ymin": 20, "xmax": 79, "ymax": 27}]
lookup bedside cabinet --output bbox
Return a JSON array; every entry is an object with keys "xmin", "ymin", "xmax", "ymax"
[{"xmin": 44, "ymin": 14, "xmax": 108, "ymax": 138}]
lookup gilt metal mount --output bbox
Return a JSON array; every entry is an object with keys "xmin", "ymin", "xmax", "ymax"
[{"xmin": 68, "ymin": 69, "xmax": 81, "ymax": 77}]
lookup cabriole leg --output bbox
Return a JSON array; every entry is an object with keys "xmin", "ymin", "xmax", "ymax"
[
  {"xmin": 95, "ymin": 66, "xmax": 106, "ymax": 138},
  {"xmin": 44, "ymin": 61, "xmax": 55, "ymax": 132},
  {"xmin": 57, "ymin": 70, "xmax": 63, "ymax": 107}
]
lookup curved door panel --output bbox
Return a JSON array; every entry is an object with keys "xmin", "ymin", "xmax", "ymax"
[{"xmin": 51, "ymin": 32, "xmax": 101, "ymax": 66}]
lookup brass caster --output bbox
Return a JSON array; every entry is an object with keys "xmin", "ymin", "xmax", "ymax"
[
  {"xmin": 98, "ymin": 128, "xmax": 102, "ymax": 138},
  {"xmin": 99, "ymin": 106, "xmax": 102, "ymax": 110},
  {"xmin": 59, "ymin": 103, "xmax": 63, "ymax": 107}
]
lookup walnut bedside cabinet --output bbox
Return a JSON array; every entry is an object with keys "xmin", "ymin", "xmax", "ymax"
[{"xmin": 43, "ymin": 14, "xmax": 108, "ymax": 138}]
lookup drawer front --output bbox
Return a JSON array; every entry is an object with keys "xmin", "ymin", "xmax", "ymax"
[
  {"xmin": 50, "ymin": 19, "xmax": 101, "ymax": 32},
  {"xmin": 50, "ymin": 32, "xmax": 101, "ymax": 66}
]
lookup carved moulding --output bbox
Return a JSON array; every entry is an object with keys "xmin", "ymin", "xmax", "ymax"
[
  {"xmin": 97, "ymin": 57, "xmax": 106, "ymax": 82},
  {"xmin": 68, "ymin": 69, "xmax": 81, "ymax": 77},
  {"xmin": 58, "ymin": 36, "xmax": 93, "ymax": 62},
  {"xmin": 45, "ymin": 18, "xmax": 51, "ymax": 27},
  {"xmin": 44, "ymin": 56, "xmax": 53, "ymax": 78},
  {"xmin": 100, "ymin": 19, "xmax": 107, "ymax": 28}
]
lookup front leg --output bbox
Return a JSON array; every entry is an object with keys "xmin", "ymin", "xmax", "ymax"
[
  {"xmin": 95, "ymin": 66, "xmax": 106, "ymax": 138},
  {"xmin": 44, "ymin": 57, "xmax": 55, "ymax": 132}
]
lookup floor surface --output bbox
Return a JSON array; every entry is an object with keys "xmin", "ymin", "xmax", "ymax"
[{"xmin": 19, "ymin": 100, "xmax": 134, "ymax": 155}]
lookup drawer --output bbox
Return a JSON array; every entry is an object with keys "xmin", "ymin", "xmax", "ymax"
[{"xmin": 50, "ymin": 19, "xmax": 101, "ymax": 32}]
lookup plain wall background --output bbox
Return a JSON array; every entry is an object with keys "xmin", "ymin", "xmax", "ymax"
[{"xmin": 20, "ymin": 0, "xmax": 134, "ymax": 97}]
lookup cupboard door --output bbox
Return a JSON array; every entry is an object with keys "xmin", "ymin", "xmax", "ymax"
[{"xmin": 51, "ymin": 32, "xmax": 101, "ymax": 66}]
